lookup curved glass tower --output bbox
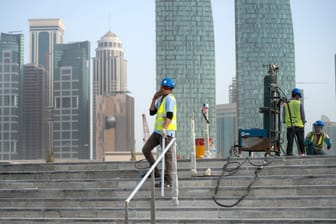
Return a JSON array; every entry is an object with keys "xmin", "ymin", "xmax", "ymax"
[
  {"xmin": 156, "ymin": 0, "xmax": 216, "ymax": 158},
  {"xmin": 235, "ymin": 0, "xmax": 295, "ymax": 129}
]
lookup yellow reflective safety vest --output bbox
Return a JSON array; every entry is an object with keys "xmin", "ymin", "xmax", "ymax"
[
  {"xmin": 309, "ymin": 132, "xmax": 326, "ymax": 150},
  {"xmin": 154, "ymin": 94, "xmax": 177, "ymax": 131},
  {"xmin": 285, "ymin": 99, "xmax": 304, "ymax": 128}
]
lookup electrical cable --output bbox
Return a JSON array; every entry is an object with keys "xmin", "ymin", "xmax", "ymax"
[{"xmin": 212, "ymin": 156, "xmax": 269, "ymax": 208}]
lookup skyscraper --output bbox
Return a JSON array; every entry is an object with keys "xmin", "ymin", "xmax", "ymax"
[
  {"xmin": 93, "ymin": 31, "xmax": 134, "ymax": 157},
  {"xmin": 20, "ymin": 64, "xmax": 48, "ymax": 159},
  {"xmin": 53, "ymin": 41, "xmax": 91, "ymax": 159},
  {"xmin": 29, "ymin": 18, "xmax": 64, "ymax": 107},
  {"xmin": 93, "ymin": 31, "xmax": 127, "ymax": 95},
  {"xmin": 156, "ymin": 0, "xmax": 216, "ymax": 158},
  {"xmin": 235, "ymin": 0, "xmax": 295, "ymax": 129},
  {"xmin": 0, "ymin": 33, "xmax": 24, "ymax": 160}
]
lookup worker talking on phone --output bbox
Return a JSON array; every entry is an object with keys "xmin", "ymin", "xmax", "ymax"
[{"xmin": 142, "ymin": 77, "xmax": 177, "ymax": 188}]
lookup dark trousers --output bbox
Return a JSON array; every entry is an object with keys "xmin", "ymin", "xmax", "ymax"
[
  {"xmin": 286, "ymin": 127, "xmax": 305, "ymax": 155},
  {"xmin": 142, "ymin": 132, "xmax": 173, "ymax": 183}
]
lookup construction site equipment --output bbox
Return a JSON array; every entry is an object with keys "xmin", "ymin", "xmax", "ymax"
[{"xmin": 236, "ymin": 64, "xmax": 282, "ymax": 156}]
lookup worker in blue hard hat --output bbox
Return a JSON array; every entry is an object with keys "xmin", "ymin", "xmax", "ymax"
[
  {"xmin": 142, "ymin": 77, "xmax": 177, "ymax": 188},
  {"xmin": 305, "ymin": 120, "xmax": 332, "ymax": 155},
  {"xmin": 283, "ymin": 88, "xmax": 306, "ymax": 156}
]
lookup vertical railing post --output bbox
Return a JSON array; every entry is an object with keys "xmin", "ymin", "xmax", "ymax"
[
  {"xmin": 171, "ymin": 141, "xmax": 179, "ymax": 205},
  {"xmin": 151, "ymin": 169, "xmax": 156, "ymax": 224},
  {"xmin": 161, "ymin": 137, "xmax": 165, "ymax": 197},
  {"xmin": 191, "ymin": 115, "xmax": 197, "ymax": 175},
  {"xmin": 125, "ymin": 201, "xmax": 129, "ymax": 224}
]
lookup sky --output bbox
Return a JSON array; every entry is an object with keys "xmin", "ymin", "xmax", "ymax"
[{"xmin": 1, "ymin": 0, "xmax": 336, "ymax": 151}]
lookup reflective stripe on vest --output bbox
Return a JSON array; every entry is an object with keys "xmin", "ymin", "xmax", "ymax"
[
  {"xmin": 154, "ymin": 94, "xmax": 177, "ymax": 131},
  {"xmin": 309, "ymin": 132, "xmax": 326, "ymax": 150},
  {"xmin": 285, "ymin": 100, "xmax": 304, "ymax": 127}
]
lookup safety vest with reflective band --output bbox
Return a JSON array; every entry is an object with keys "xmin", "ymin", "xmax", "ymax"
[
  {"xmin": 285, "ymin": 100, "xmax": 304, "ymax": 128},
  {"xmin": 308, "ymin": 132, "xmax": 327, "ymax": 150},
  {"xmin": 154, "ymin": 94, "xmax": 177, "ymax": 131}
]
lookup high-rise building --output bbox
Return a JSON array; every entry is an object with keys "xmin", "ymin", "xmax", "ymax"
[
  {"xmin": 93, "ymin": 31, "xmax": 134, "ymax": 157},
  {"xmin": 20, "ymin": 64, "xmax": 48, "ymax": 159},
  {"xmin": 0, "ymin": 32, "xmax": 24, "ymax": 160},
  {"xmin": 229, "ymin": 78, "xmax": 237, "ymax": 104},
  {"xmin": 235, "ymin": 0, "xmax": 295, "ymax": 130},
  {"xmin": 321, "ymin": 115, "xmax": 336, "ymax": 156},
  {"xmin": 156, "ymin": 0, "xmax": 216, "ymax": 158},
  {"xmin": 93, "ymin": 31, "xmax": 127, "ymax": 95},
  {"xmin": 53, "ymin": 41, "xmax": 91, "ymax": 159},
  {"xmin": 216, "ymin": 103, "xmax": 237, "ymax": 158},
  {"xmin": 28, "ymin": 18, "xmax": 64, "ymax": 107}
]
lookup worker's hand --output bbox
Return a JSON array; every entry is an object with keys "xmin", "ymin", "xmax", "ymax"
[
  {"xmin": 153, "ymin": 91, "xmax": 162, "ymax": 100},
  {"xmin": 161, "ymin": 128, "xmax": 167, "ymax": 138}
]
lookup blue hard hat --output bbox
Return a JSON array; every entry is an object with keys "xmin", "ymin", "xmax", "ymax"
[
  {"xmin": 291, "ymin": 88, "xmax": 301, "ymax": 97},
  {"xmin": 161, "ymin": 77, "xmax": 175, "ymax": 89},
  {"xmin": 313, "ymin": 120, "xmax": 324, "ymax": 127}
]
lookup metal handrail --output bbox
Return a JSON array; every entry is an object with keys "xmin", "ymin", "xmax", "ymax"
[{"xmin": 125, "ymin": 137, "xmax": 177, "ymax": 224}]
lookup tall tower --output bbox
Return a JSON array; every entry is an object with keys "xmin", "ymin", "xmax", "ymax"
[
  {"xmin": 93, "ymin": 31, "xmax": 134, "ymax": 157},
  {"xmin": 0, "ymin": 33, "xmax": 24, "ymax": 160},
  {"xmin": 156, "ymin": 0, "xmax": 216, "ymax": 158},
  {"xmin": 20, "ymin": 64, "xmax": 48, "ymax": 159},
  {"xmin": 235, "ymin": 0, "xmax": 295, "ymax": 129},
  {"xmin": 93, "ymin": 31, "xmax": 127, "ymax": 95},
  {"xmin": 54, "ymin": 41, "xmax": 91, "ymax": 159},
  {"xmin": 28, "ymin": 18, "xmax": 64, "ymax": 107}
]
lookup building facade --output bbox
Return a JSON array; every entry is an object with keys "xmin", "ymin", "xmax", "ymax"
[
  {"xmin": 53, "ymin": 41, "xmax": 91, "ymax": 159},
  {"xmin": 93, "ymin": 31, "xmax": 127, "ymax": 95},
  {"xmin": 235, "ymin": 0, "xmax": 295, "ymax": 130},
  {"xmin": 29, "ymin": 18, "xmax": 64, "ymax": 107},
  {"xmin": 95, "ymin": 94, "xmax": 134, "ymax": 159},
  {"xmin": 20, "ymin": 64, "xmax": 48, "ymax": 159},
  {"xmin": 156, "ymin": 0, "xmax": 216, "ymax": 158},
  {"xmin": 93, "ymin": 31, "xmax": 134, "ymax": 157},
  {"xmin": 216, "ymin": 103, "xmax": 237, "ymax": 158},
  {"xmin": 0, "ymin": 33, "xmax": 24, "ymax": 160}
]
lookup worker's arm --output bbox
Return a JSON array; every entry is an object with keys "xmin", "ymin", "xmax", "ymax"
[
  {"xmin": 325, "ymin": 134, "xmax": 332, "ymax": 149},
  {"xmin": 300, "ymin": 103, "xmax": 306, "ymax": 124},
  {"xmin": 149, "ymin": 91, "xmax": 162, "ymax": 116}
]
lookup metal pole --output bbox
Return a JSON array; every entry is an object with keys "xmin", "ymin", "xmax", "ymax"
[
  {"xmin": 161, "ymin": 137, "xmax": 165, "ymax": 197},
  {"xmin": 124, "ymin": 201, "xmax": 128, "ymax": 224},
  {"xmin": 190, "ymin": 114, "xmax": 197, "ymax": 175},
  {"xmin": 171, "ymin": 141, "xmax": 179, "ymax": 205},
  {"xmin": 151, "ymin": 169, "xmax": 156, "ymax": 224}
]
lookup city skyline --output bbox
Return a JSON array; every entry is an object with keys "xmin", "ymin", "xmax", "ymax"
[{"xmin": 1, "ymin": 0, "xmax": 336, "ymax": 151}]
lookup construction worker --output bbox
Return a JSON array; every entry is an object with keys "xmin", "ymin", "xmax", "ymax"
[
  {"xmin": 305, "ymin": 120, "xmax": 332, "ymax": 155},
  {"xmin": 283, "ymin": 88, "xmax": 306, "ymax": 156},
  {"xmin": 142, "ymin": 77, "xmax": 176, "ymax": 188}
]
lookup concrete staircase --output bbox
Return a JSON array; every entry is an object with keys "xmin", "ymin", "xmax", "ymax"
[{"xmin": 0, "ymin": 156, "xmax": 335, "ymax": 223}]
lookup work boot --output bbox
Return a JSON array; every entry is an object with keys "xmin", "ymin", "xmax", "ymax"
[{"xmin": 155, "ymin": 181, "xmax": 171, "ymax": 188}]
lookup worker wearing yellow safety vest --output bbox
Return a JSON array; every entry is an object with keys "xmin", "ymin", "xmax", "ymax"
[
  {"xmin": 305, "ymin": 120, "xmax": 332, "ymax": 155},
  {"xmin": 142, "ymin": 77, "xmax": 176, "ymax": 188},
  {"xmin": 283, "ymin": 88, "xmax": 306, "ymax": 156}
]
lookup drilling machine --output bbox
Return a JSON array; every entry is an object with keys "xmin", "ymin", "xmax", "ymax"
[{"xmin": 237, "ymin": 64, "xmax": 282, "ymax": 156}]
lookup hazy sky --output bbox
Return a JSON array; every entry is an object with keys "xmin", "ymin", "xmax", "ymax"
[{"xmin": 1, "ymin": 0, "xmax": 336, "ymax": 151}]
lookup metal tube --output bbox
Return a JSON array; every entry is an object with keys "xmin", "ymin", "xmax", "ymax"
[
  {"xmin": 151, "ymin": 169, "xmax": 156, "ymax": 224},
  {"xmin": 125, "ymin": 138, "xmax": 176, "ymax": 219},
  {"xmin": 190, "ymin": 115, "xmax": 197, "ymax": 175},
  {"xmin": 161, "ymin": 137, "xmax": 165, "ymax": 197},
  {"xmin": 124, "ymin": 201, "xmax": 128, "ymax": 224},
  {"xmin": 171, "ymin": 141, "xmax": 179, "ymax": 205}
]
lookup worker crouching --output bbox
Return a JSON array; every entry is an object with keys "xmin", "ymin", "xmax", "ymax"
[{"xmin": 304, "ymin": 120, "xmax": 332, "ymax": 155}]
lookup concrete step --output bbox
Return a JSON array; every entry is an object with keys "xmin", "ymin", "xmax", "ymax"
[{"xmin": 0, "ymin": 156, "xmax": 335, "ymax": 223}]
